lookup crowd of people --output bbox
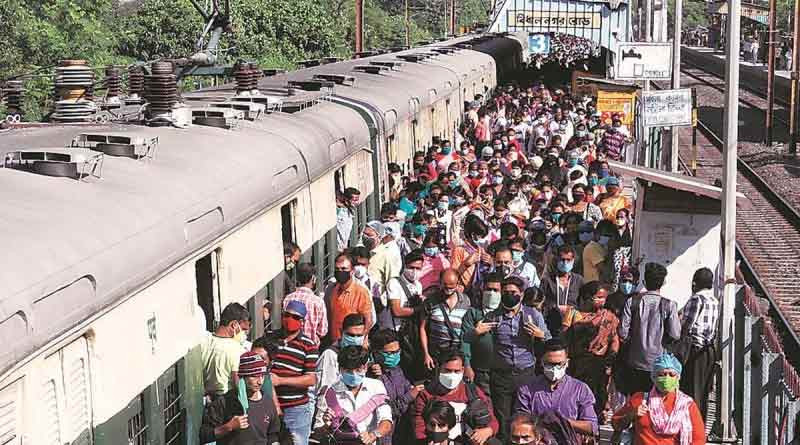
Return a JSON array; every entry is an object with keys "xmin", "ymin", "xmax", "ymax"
[{"xmin": 198, "ymin": 80, "xmax": 722, "ymax": 445}]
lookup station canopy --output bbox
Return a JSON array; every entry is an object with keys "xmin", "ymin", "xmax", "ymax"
[{"xmin": 488, "ymin": 0, "xmax": 632, "ymax": 54}]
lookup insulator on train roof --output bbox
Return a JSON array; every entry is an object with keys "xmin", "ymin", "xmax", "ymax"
[
  {"xmin": 144, "ymin": 61, "xmax": 180, "ymax": 125},
  {"xmin": 234, "ymin": 60, "xmax": 259, "ymax": 96},
  {"xmin": 51, "ymin": 60, "xmax": 97, "ymax": 123},
  {"xmin": 3, "ymin": 80, "xmax": 24, "ymax": 120},
  {"xmin": 126, "ymin": 66, "xmax": 146, "ymax": 105},
  {"xmin": 297, "ymin": 59, "xmax": 322, "ymax": 68},
  {"xmin": 104, "ymin": 66, "xmax": 122, "ymax": 107}
]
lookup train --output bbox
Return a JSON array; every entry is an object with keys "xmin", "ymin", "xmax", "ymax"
[{"xmin": 0, "ymin": 33, "xmax": 525, "ymax": 445}]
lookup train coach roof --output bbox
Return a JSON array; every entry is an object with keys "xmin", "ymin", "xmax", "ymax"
[{"xmin": 0, "ymin": 107, "xmax": 365, "ymax": 375}]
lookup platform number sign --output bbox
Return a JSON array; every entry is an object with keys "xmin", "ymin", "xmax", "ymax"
[{"xmin": 528, "ymin": 34, "xmax": 551, "ymax": 55}]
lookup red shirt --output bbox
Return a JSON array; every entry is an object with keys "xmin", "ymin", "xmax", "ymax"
[{"xmin": 411, "ymin": 383, "xmax": 499, "ymax": 440}]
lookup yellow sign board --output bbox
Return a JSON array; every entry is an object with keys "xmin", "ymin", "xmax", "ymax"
[
  {"xmin": 597, "ymin": 90, "xmax": 637, "ymax": 131},
  {"xmin": 508, "ymin": 11, "xmax": 602, "ymax": 28}
]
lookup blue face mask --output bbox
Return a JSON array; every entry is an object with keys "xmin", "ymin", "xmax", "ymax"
[
  {"xmin": 600, "ymin": 168, "xmax": 610, "ymax": 178},
  {"xmin": 512, "ymin": 250, "xmax": 524, "ymax": 264},
  {"xmin": 493, "ymin": 176, "xmax": 504, "ymax": 185},
  {"xmin": 438, "ymin": 201, "xmax": 449, "ymax": 211},
  {"xmin": 557, "ymin": 259, "xmax": 574, "ymax": 273},
  {"xmin": 569, "ymin": 158, "xmax": 578, "ymax": 167},
  {"xmin": 449, "ymin": 180, "xmax": 460, "ymax": 190},
  {"xmin": 621, "ymin": 282, "xmax": 635, "ymax": 295},
  {"xmin": 599, "ymin": 235, "xmax": 610, "ymax": 246},
  {"xmin": 380, "ymin": 351, "xmax": 401, "ymax": 368},
  {"xmin": 579, "ymin": 232, "xmax": 593, "ymax": 243},
  {"xmin": 441, "ymin": 146, "xmax": 452, "ymax": 155},
  {"xmin": 551, "ymin": 212, "xmax": 562, "ymax": 223},
  {"xmin": 424, "ymin": 246, "xmax": 439, "ymax": 257},
  {"xmin": 341, "ymin": 370, "xmax": 365, "ymax": 387},
  {"xmin": 341, "ymin": 334, "xmax": 364, "ymax": 348}
]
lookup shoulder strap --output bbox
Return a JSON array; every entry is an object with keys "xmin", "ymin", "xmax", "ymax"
[
  {"xmin": 346, "ymin": 393, "xmax": 389, "ymax": 425},
  {"xmin": 464, "ymin": 381, "xmax": 480, "ymax": 401},
  {"xmin": 439, "ymin": 302, "xmax": 459, "ymax": 341},
  {"xmin": 396, "ymin": 276, "xmax": 414, "ymax": 300},
  {"xmin": 323, "ymin": 386, "xmax": 345, "ymax": 419}
]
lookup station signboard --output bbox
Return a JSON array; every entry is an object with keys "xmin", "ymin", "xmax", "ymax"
[
  {"xmin": 614, "ymin": 42, "xmax": 673, "ymax": 80},
  {"xmin": 597, "ymin": 90, "xmax": 636, "ymax": 132},
  {"xmin": 641, "ymin": 88, "xmax": 693, "ymax": 127}
]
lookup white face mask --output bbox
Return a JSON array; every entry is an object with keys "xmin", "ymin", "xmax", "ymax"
[
  {"xmin": 353, "ymin": 265, "xmax": 368, "ymax": 280},
  {"xmin": 482, "ymin": 290, "xmax": 501, "ymax": 311},
  {"xmin": 543, "ymin": 363, "xmax": 567, "ymax": 382},
  {"xmin": 438, "ymin": 371, "xmax": 463, "ymax": 390},
  {"xmin": 403, "ymin": 268, "xmax": 420, "ymax": 282}
]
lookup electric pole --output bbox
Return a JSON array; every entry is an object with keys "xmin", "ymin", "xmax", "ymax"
[
  {"xmin": 355, "ymin": 0, "xmax": 364, "ymax": 53},
  {"xmin": 766, "ymin": 0, "xmax": 777, "ymax": 145},
  {"xmin": 670, "ymin": 0, "xmax": 683, "ymax": 172}
]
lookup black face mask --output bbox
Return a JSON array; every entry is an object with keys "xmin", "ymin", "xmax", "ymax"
[
  {"xmin": 334, "ymin": 270, "xmax": 351, "ymax": 284},
  {"xmin": 496, "ymin": 264, "xmax": 512, "ymax": 278},
  {"xmin": 426, "ymin": 430, "xmax": 449, "ymax": 443},
  {"xmin": 501, "ymin": 292, "xmax": 522, "ymax": 309}
]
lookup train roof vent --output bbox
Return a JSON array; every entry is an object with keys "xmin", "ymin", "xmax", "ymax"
[
  {"xmin": 431, "ymin": 47, "xmax": 458, "ymax": 54},
  {"xmin": 3, "ymin": 148, "xmax": 104, "ymax": 180},
  {"xmin": 297, "ymin": 59, "xmax": 322, "ymax": 68},
  {"xmin": 71, "ymin": 133, "xmax": 159, "ymax": 160},
  {"xmin": 437, "ymin": 36, "xmax": 450, "ymax": 41},
  {"xmin": 353, "ymin": 65, "xmax": 387, "ymax": 74},
  {"xmin": 211, "ymin": 101, "xmax": 266, "ymax": 119},
  {"xmin": 321, "ymin": 57, "xmax": 341, "ymax": 64},
  {"xmin": 415, "ymin": 40, "xmax": 433, "ymax": 46},
  {"xmin": 455, "ymin": 43, "xmax": 474, "ymax": 49},
  {"xmin": 396, "ymin": 54, "xmax": 427, "ymax": 63},
  {"xmin": 287, "ymin": 80, "xmax": 335, "ymax": 92},
  {"xmin": 369, "ymin": 61, "xmax": 403, "ymax": 69},
  {"xmin": 229, "ymin": 95, "xmax": 284, "ymax": 113},
  {"xmin": 354, "ymin": 51, "xmax": 380, "ymax": 59},
  {"xmin": 388, "ymin": 46, "xmax": 410, "ymax": 52},
  {"xmin": 262, "ymin": 69, "xmax": 287, "ymax": 77},
  {"xmin": 191, "ymin": 107, "xmax": 245, "ymax": 129},
  {"xmin": 313, "ymin": 74, "xmax": 356, "ymax": 86}
]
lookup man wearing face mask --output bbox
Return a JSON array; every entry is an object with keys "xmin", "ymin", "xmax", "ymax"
[
  {"xmin": 325, "ymin": 253, "xmax": 374, "ymax": 343},
  {"xmin": 316, "ymin": 313, "xmax": 368, "ymax": 391},
  {"xmin": 461, "ymin": 272, "xmax": 504, "ymax": 397},
  {"xmin": 483, "ymin": 277, "xmax": 551, "ymax": 440},
  {"xmin": 268, "ymin": 301, "xmax": 318, "ymax": 445},
  {"xmin": 420, "ymin": 269, "xmax": 472, "ymax": 371},
  {"xmin": 582, "ymin": 220, "xmax": 615, "ymax": 283},
  {"xmin": 202, "ymin": 303, "xmax": 252, "ymax": 400},
  {"xmin": 369, "ymin": 329, "xmax": 424, "ymax": 444},
  {"xmin": 539, "ymin": 246, "xmax": 585, "ymax": 316},
  {"xmin": 363, "ymin": 221, "xmax": 402, "ymax": 289},
  {"xmin": 515, "ymin": 340, "xmax": 598, "ymax": 438},
  {"xmin": 283, "ymin": 263, "xmax": 328, "ymax": 345},
  {"xmin": 313, "ymin": 346, "xmax": 393, "ymax": 445},
  {"xmin": 411, "ymin": 350, "xmax": 499, "ymax": 445}
]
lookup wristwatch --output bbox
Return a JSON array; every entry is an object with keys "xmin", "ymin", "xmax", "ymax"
[{"xmin": 373, "ymin": 430, "xmax": 383, "ymax": 439}]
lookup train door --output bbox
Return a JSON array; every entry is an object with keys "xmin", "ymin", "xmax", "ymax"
[
  {"xmin": 40, "ymin": 337, "xmax": 93, "ymax": 445},
  {"xmin": 195, "ymin": 250, "xmax": 221, "ymax": 332}
]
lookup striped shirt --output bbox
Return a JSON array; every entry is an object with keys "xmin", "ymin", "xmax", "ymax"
[
  {"xmin": 427, "ymin": 293, "xmax": 471, "ymax": 353},
  {"xmin": 271, "ymin": 331, "xmax": 319, "ymax": 408}
]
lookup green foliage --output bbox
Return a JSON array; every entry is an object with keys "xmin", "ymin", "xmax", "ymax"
[
  {"xmin": 116, "ymin": 0, "xmax": 201, "ymax": 61},
  {"xmin": 667, "ymin": 0, "xmax": 710, "ymax": 30}
]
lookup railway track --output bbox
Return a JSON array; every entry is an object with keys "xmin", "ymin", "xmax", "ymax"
[{"xmin": 651, "ymin": 74, "xmax": 800, "ymax": 364}]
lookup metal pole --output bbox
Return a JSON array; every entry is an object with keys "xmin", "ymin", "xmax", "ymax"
[
  {"xmin": 450, "ymin": 0, "xmax": 456, "ymax": 36},
  {"xmin": 405, "ymin": 0, "xmax": 410, "ymax": 47},
  {"xmin": 670, "ymin": 0, "xmax": 683, "ymax": 172},
  {"xmin": 719, "ymin": 0, "xmax": 740, "ymax": 439},
  {"xmin": 355, "ymin": 0, "xmax": 364, "ymax": 53},
  {"xmin": 790, "ymin": 0, "xmax": 800, "ymax": 154},
  {"xmin": 766, "ymin": 0, "xmax": 777, "ymax": 146},
  {"xmin": 691, "ymin": 87, "xmax": 698, "ymax": 176}
]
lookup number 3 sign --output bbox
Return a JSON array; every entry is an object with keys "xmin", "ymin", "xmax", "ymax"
[{"xmin": 528, "ymin": 33, "xmax": 551, "ymax": 55}]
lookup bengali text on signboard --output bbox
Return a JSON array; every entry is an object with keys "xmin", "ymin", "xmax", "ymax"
[
  {"xmin": 508, "ymin": 10, "xmax": 602, "ymax": 28},
  {"xmin": 641, "ymin": 89, "xmax": 693, "ymax": 127}
]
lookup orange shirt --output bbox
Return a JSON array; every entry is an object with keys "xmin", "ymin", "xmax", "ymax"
[
  {"xmin": 449, "ymin": 245, "xmax": 478, "ymax": 292},
  {"xmin": 612, "ymin": 391, "xmax": 706, "ymax": 445},
  {"xmin": 598, "ymin": 194, "xmax": 631, "ymax": 221},
  {"xmin": 328, "ymin": 280, "xmax": 373, "ymax": 341}
]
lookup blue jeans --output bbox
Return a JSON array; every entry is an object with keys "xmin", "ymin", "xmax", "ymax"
[{"xmin": 283, "ymin": 401, "xmax": 314, "ymax": 445}]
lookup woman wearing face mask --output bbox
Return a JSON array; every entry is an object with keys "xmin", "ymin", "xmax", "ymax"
[
  {"xmin": 420, "ymin": 234, "xmax": 451, "ymax": 291},
  {"xmin": 421, "ymin": 401, "xmax": 458, "ymax": 445},
  {"xmin": 449, "ymin": 215, "xmax": 492, "ymax": 293},
  {"xmin": 434, "ymin": 195, "xmax": 454, "ymax": 242},
  {"xmin": 607, "ymin": 208, "xmax": 634, "ymax": 292},
  {"xmin": 562, "ymin": 281, "xmax": 620, "ymax": 422},
  {"xmin": 569, "ymin": 184, "xmax": 602, "ymax": 224},
  {"xmin": 509, "ymin": 238, "xmax": 541, "ymax": 290},
  {"xmin": 612, "ymin": 353, "xmax": 706, "ymax": 445}
]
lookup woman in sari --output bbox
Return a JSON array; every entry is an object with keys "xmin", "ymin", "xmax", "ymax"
[
  {"xmin": 612, "ymin": 353, "xmax": 706, "ymax": 445},
  {"xmin": 563, "ymin": 281, "xmax": 620, "ymax": 421}
]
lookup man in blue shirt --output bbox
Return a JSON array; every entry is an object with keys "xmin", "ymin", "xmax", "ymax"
[{"xmin": 482, "ymin": 276, "xmax": 551, "ymax": 440}]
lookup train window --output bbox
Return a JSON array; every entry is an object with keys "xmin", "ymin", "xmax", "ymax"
[
  {"xmin": 195, "ymin": 250, "xmax": 221, "ymax": 332},
  {"xmin": 281, "ymin": 199, "xmax": 297, "ymax": 245},
  {"xmin": 126, "ymin": 394, "xmax": 147, "ymax": 445},
  {"xmin": 161, "ymin": 363, "xmax": 184, "ymax": 445},
  {"xmin": 0, "ymin": 379, "xmax": 23, "ymax": 445}
]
